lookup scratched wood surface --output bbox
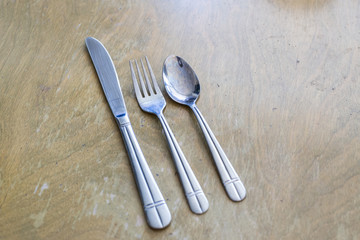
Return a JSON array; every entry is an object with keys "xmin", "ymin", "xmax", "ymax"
[{"xmin": 0, "ymin": 0, "xmax": 359, "ymax": 239}]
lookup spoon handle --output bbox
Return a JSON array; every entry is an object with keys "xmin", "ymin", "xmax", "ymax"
[
  {"xmin": 117, "ymin": 119, "xmax": 171, "ymax": 229},
  {"xmin": 158, "ymin": 113, "xmax": 209, "ymax": 214},
  {"xmin": 190, "ymin": 105, "xmax": 246, "ymax": 202}
]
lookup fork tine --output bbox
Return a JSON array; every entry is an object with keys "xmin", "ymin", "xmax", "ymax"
[
  {"xmin": 145, "ymin": 56, "xmax": 161, "ymax": 94},
  {"xmin": 130, "ymin": 60, "xmax": 143, "ymax": 99},
  {"xmin": 134, "ymin": 59, "xmax": 148, "ymax": 97},
  {"xmin": 140, "ymin": 58, "xmax": 155, "ymax": 95}
]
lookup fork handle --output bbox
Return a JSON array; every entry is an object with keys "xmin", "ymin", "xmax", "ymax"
[
  {"xmin": 158, "ymin": 113, "xmax": 209, "ymax": 214},
  {"xmin": 190, "ymin": 105, "xmax": 246, "ymax": 202},
  {"xmin": 117, "ymin": 117, "xmax": 171, "ymax": 229}
]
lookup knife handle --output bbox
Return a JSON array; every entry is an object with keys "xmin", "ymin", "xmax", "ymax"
[
  {"xmin": 117, "ymin": 117, "xmax": 171, "ymax": 229},
  {"xmin": 190, "ymin": 105, "xmax": 246, "ymax": 202},
  {"xmin": 158, "ymin": 113, "xmax": 209, "ymax": 214}
]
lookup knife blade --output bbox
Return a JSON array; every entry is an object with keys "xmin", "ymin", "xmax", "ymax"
[{"xmin": 85, "ymin": 37, "xmax": 171, "ymax": 229}]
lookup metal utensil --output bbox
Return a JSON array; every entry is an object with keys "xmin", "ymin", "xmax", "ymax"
[
  {"xmin": 162, "ymin": 55, "xmax": 246, "ymax": 202},
  {"xmin": 130, "ymin": 57, "xmax": 209, "ymax": 214},
  {"xmin": 85, "ymin": 37, "xmax": 171, "ymax": 229}
]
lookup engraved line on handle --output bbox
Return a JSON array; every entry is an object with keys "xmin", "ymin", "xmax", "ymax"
[
  {"xmin": 192, "ymin": 105, "xmax": 232, "ymax": 180},
  {"xmin": 224, "ymin": 177, "xmax": 241, "ymax": 185},
  {"xmin": 123, "ymin": 125, "xmax": 164, "ymax": 226},
  {"xmin": 144, "ymin": 200, "xmax": 166, "ymax": 210},
  {"xmin": 186, "ymin": 189, "xmax": 205, "ymax": 198},
  {"xmin": 191, "ymin": 106, "xmax": 246, "ymax": 201},
  {"xmin": 159, "ymin": 115, "xmax": 200, "ymax": 193},
  {"xmin": 159, "ymin": 112, "xmax": 208, "ymax": 213}
]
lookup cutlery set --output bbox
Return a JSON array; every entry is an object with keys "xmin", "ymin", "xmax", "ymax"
[{"xmin": 85, "ymin": 37, "xmax": 246, "ymax": 229}]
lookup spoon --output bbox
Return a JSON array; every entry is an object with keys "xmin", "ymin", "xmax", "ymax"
[{"xmin": 162, "ymin": 55, "xmax": 246, "ymax": 202}]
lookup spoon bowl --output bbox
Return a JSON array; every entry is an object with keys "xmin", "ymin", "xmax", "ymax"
[{"xmin": 163, "ymin": 55, "xmax": 200, "ymax": 106}]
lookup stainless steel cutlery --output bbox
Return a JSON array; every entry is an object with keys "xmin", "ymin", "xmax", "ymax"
[
  {"xmin": 85, "ymin": 37, "xmax": 171, "ymax": 229},
  {"xmin": 163, "ymin": 55, "xmax": 246, "ymax": 202},
  {"xmin": 85, "ymin": 37, "xmax": 245, "ymax": 228},
  {"xmin": 129, "ymin": 57, "xmax": 209, "ymax": 214}
]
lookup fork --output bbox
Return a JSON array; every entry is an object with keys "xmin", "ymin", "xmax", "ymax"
[{"xmin": 130, "ymin": 57, "xmax": 209, "ymax": 214}]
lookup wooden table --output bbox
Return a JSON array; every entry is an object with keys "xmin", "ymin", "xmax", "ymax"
[{"xmin": 1, "ymin": 0, "xmax": 359, "ymax": 239}]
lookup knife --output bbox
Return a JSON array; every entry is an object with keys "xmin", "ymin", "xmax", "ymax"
[{"xmin": 85, "ymin": 37, "xmax": 171, "ymax": 229}]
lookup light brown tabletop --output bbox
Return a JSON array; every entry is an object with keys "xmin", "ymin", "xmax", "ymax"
[{"xmin": 0, "ymin": 0, "xmax": 359, "ymax": 239}]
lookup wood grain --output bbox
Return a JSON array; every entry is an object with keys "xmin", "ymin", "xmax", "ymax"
[{"xmin": 0, "ymin": 0, "xmax": 359, "ymax": 239}]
